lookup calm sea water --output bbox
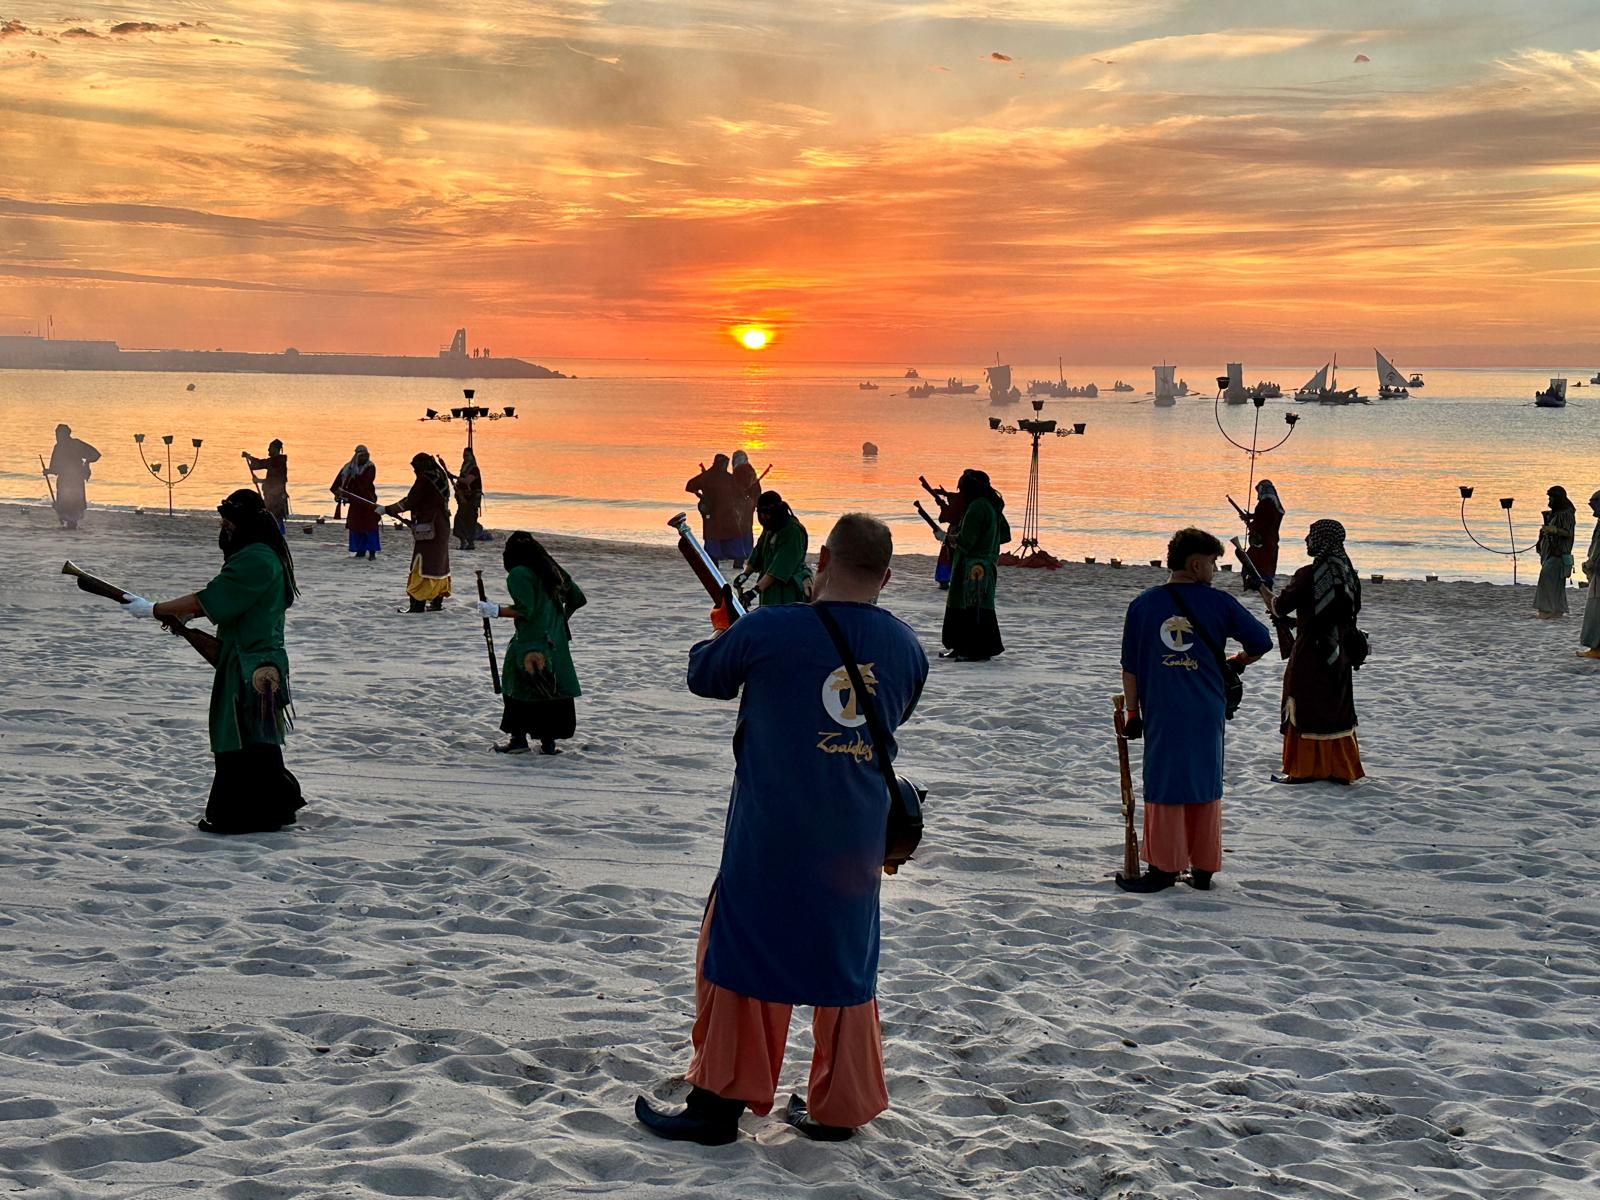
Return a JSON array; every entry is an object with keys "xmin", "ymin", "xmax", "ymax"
[{"xmin": 2, "ymin": 360, "xmax": 1596, "ymax": 581}]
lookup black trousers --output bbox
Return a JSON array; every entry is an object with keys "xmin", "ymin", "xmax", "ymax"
[
  {"xmin": 500, "ymin": 696, "xmax": 577, "ymax": 742},
  {"xmin": 206, "ymin": 743, "xmax": 306, "ymax": 831}
]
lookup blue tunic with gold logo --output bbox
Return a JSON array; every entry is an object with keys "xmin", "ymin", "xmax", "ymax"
[
  {"xmin": 688, "ymin": 602, "xmax": 928, "ymax": 1007},
  {"xmin": 1121, "ymin": 583, "xmax": 1271, "ymax": 806}
]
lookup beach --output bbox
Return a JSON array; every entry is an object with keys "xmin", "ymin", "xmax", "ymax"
[{"xmin": 1, "ymin": 499, "xmax": 1596, "ymax": 1199}]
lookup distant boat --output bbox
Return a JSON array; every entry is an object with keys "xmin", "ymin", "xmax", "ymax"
[
  {"xmin": 904, "ymin": 368, "xmax": 920, "ymax": 379},
  {"xmin": 1249, "ymin": 381, "xmax": 1282, "ymax": 399},
  {"xmin": 1535, "ymin": 378, "xmax": 1567, "ymax": 408},
  {"xmin": 1153, "ymin": 363, "xmax": 1177, "ymax": 407},
  {"xmin": 931, "ymin": 378, "xmax": 979, "ymax": 394},
  {"xmin": 907, "ymin": 381, "xmax": 936, "ymax": 398},
  {"xmin": 1375, "ymin": 348, "xmax": 1417, "ymax": 397},
  {"xmin": 858, "ymin": 381, "xmax": 879, "ymax": 390},
  {"xmin": 985, "ymin": 360, "xmax": 1020, "ymax": 404},
  {"xmin": 1110, "ymin": 379, "xmax": 1134, "ymax": 392},
  {"xmin": 1219, "ymin": 362, "xmax": 1249, "ymax": 405},
  {"xmin": 1296, "ymin": 355, "xmax": 1366, "ymax": 404}
]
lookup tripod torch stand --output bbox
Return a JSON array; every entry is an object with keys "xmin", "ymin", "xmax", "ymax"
[
  {"xmin": 989, "ymin": 399, "xmax": 1086, "ymax": 569},
  {"xmin": 1458, "ymin": 487, "xmax": 1538, "ymax": 585}
]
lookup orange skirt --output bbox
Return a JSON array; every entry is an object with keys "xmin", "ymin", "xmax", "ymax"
[
  {"xmin": 1142, "ymin": 799, "xmax": 1222, "ymax": 874},
  {"xmin": 1281, "ymin": 728, "xmax": 1364, "ymax": 782}
]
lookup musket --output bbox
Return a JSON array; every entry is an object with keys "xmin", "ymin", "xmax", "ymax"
[
  {"xmin": 913, "ymin": 500, "xmax": 943, "ymax": 539},
  {"xmin": 337, "ymin": 489, "xmax": 413, "ymax": 527},
  {"xmin": 475, "ymin": 570, "xmax": 502, "ymax": 695},
  {"xmin": 242, "ymin": 452, "xmax": 263, "ymax": 497},
  {"xmin": 1227, "ymin": 494, "xmax": 1250, "ymax": 523},
  {"xmin": 1112, "ymin": 694, "xmax": 1140, "ymax": 883},
  {"xmin": 1230, "ymin": 536, "xmax": 1294, "ymax": 658},
  {"xmin": 38, "ymin": 453, "xmax": 56, "ymax": 506},
  {"xmin": 668, "ymin": 511, "xmax": 747, "ymax": 623},
  {"xmin": 918, "ymin": 475, "xmax": 951, "ymax": 502},
  {"xmin": 62, "ymin": 561, "xmax": 220, "ymax": 666}
]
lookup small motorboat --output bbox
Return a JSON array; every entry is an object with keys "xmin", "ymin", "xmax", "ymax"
[
  {"xmin": 858, "ymin": 381, "xmax": 879, "ymax": 390},
  {"xmin": 904, "ymin": 368, "xmax": 920, "ymax": 379},
  {"xmin": 1110, "ymin": 380, "xmax": 1134, "ymax": 392}
]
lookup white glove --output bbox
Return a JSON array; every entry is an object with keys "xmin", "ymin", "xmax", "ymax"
[
  {"xmin": 121, "ymin": 596, "xmax": 156, "ymax": 619},
  {"xmin": 935, "ymin": 530, "xmax": 948, "ymax": 543},
  {"xmin": 474, "ymin": 600, "xmax": 500, "ymax": 618}
]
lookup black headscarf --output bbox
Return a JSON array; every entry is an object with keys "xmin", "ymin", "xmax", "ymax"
[
  {"xmin": 1306, "ymin": 518, "xmax": 1358, "ymax": 663},
  {"xmin": 504, "ymin": 530, "xmax": 571, "ymax": 604},
  {"xmin": 217, "ymin": 488, "xmax": 298, "ymax": 606},
  {"xmin": 957, "ymin": 468, "xmax": 1005, "ymax": 512},
  {"xmin": 1547, "ymin": 486, "xmax": 1575, "ymax": 513},
  {"xmin": 756, "ymin": 489, "xmax": 793, "ymax": 529},
  {"xmin": 411, "ymin": 453, "xmax": 451, "ymax": 503}
]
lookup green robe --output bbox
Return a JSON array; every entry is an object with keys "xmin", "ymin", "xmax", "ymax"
[
  {"xmin": 196, "ymin": 543, "xmax": 291, "ymax": 754},
  {"xmin": 503, "ymin": 565, "xmax": 587, "ymax": 701},
  {"xmin": 748, "ymin": 518, "xmax": 809, "ymax": 606},
  {"xmin": 946, "ymin": 495, "xmax": 1009, "ymax": 613}
]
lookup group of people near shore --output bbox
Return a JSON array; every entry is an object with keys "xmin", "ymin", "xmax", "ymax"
[{"xmin": 37, "ymin": 423, "xmax": 1600, "ymax": 1147}]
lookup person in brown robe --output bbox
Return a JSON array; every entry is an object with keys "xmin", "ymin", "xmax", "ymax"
[
  {"xmin": 452, "ymin": 448, "xmax": 484, "ymax": 551},
  {"xmin": 1243, "ymin": 479, "xmax": 1284, "ymax": 587},
  {"xmin": 730, "ymin": 450, "xmax": 761, "ymax": 568},
  {"xmin": 1272, "ymin": 519, "xmax": 1364, "ymax": 784},
  {"xmin": 384, "ymin": 453, "xmax": 452, "ymax": 611},
  {"xmin": 244, "ymin": 440, "xmax": 290, "ymax": 529},
  {"xmin": 685, "ymin": 454, "xmax": 743, "ymax": 565},
  {"xmin": 330, "ymin": 445, "xmax": 380, "ymax": 560}
]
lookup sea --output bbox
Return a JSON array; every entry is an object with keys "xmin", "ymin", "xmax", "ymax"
[{"xmin": 3, "ymin": 361, "xmax": 1596, "ymax": 582}]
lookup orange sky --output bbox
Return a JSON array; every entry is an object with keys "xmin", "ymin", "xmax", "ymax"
[{"xmin": 2, "ymin": 2, "xmax": 1597, "ymax": 364}]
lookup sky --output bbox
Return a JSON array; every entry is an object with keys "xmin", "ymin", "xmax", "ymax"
[{"xmin": 1, "ymin": 1, "xmax": 1597, "ymax": 365}]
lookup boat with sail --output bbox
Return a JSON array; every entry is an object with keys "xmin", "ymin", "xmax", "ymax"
[
  {"xmin": 1375, "ymin": 348, "xmax": 1415, "ymax": 398},
  {"xmin": 1153, "ymin": 363, "xmax": 1177, "ymax": 408},
  {"xmin": 1535, "ymin": 378, "xmax": 1567, "ymax": 408},
  {"xmin": 986, "ymin": 360, "xmax": 1021, "ymax": 404},
  {"xmin": 1295, "ymin": 355, "xmax": 1365, "ymax": 404}
]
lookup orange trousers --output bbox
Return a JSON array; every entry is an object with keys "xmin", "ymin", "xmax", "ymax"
[
  {"xmin": 1282, "ymin": 729, "xmax": 1364, "ymax": 782},
  {"xmin": 1142, "ymin": 799, "xmax": 1222, "ymax": 874},
  {"xmin": 684, "ymin": 901, "xmax": 889, "ymax": 1129}
]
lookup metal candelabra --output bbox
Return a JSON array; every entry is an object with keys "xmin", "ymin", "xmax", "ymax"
[
  {"xmin": 988, "ymin": 399, "xmax": 1086, "ymax": 569},
  {"xmin": 134, "ymin": 433, "xmax": 203, "ymax": 516},
  {"xmin": 421, "ymin": 387, "xmax": 517, "ymax": 450},
  {"xmin": 1215, "ymin": 391, "xmax": 1300, "ymax": 501},
  {"xmin": 1458, "ymin": 486, "xmax": 1538, "ymax": 585}
]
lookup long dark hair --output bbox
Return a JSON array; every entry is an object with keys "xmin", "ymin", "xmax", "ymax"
[{"xmin": 504, "ymin": 530, "xmax": 565, "ymax": 598}]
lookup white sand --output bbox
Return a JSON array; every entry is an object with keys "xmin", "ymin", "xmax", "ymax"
[{"xmin": 0, "ymin": 500, "xmax": 1595, "ymax": 1199}]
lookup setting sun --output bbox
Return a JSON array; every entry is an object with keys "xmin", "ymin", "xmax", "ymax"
[{"xmin": 738, "ymin": 327, "xmax": 769, "ymax": 351}]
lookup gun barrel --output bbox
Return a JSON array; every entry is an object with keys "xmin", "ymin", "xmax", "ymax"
[{"xmin": 669, "ymin": 512, "xmax": 747, "ymax": 618}]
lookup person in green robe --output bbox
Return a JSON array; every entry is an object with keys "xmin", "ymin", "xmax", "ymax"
[
  {"xmin": 940, "ymin": 468, "xmax": 1010, "ymax": 661},
  {"xmin": 1534, "ymin": 485, "xmax": 1576, "ymax": 618},
  {"xmin": 120, "ymin": 489, "xmax": 304, "ymax": 834},
  {"xmin": 476, "ymin": 531, "xmax": 587, "ymax": 755},
  {"xmin": 737, "ymin": 491, "xmax": 810, "ymax": 606}
]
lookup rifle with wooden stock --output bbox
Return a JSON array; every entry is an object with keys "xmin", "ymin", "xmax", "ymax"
[
  {"xmin": 1112, "ymin": 694, "xmax": 1140, "ymax": 883},
  {"xmin": 475, "ymin": 569, "xmax": 502, "ymax": 695},
  {"xmin": 62, "ymin": 561, "xmax": 220, "ymax": 666}
]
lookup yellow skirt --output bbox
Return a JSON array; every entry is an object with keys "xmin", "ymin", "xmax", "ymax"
[{"xmin": 407, "ymin": 555, "xmax": 452, "ymax": 602}]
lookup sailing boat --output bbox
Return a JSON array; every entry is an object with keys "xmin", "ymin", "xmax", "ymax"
[
  {"xmin": 986, "ymin": 357, "xmax": 1019, "ymax": 404},
  {"xmin": 1153, "ymin": 362, "xmax": 1177, "ymax": 407},
  {"xmin": 1535, "ymin": 378, "xmax": 1567, "ymax": 408},
  {"xmin": 1296, "ymin": 355, "xmax": 1365, "ymax": 404},
  {"xmin": 1374, "ymin": 348, "xmax": 1413, "ymax": 398}
]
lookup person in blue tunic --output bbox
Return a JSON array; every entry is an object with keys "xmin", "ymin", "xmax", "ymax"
[
  {"xmin": 1118, "ymin": 527, "xmax": 1272, "ymax": 893},
  {"xmin": 637, "ymin": 513, "xmax": 929, "ymax": 1146}
]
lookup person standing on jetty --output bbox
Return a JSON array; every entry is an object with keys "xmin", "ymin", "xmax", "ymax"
[
  {"xmin": 637, "ymin": 513, "xmax": 928, "ymax": 1146},
  {"xmin": 1578, "ymin": 490, "xmax": 1600, "ymax": 659},
  {"xmin": 244, "ymin": 440, "xmax": 290, "ymax": 530},
  {"xmin": 44, "ymin": 423, "xmax": 101, "ymax": 530},
  {"xmin": 1534, "ymin": 486, "xmax": 1576, "ymax": 618},
  {"xmin": 119, "ymin": 489, "xmax": 305, "ymax": 834},
  {"xmin": 1271, "ymin": 520, "xmax": 1365, "ymax": 785},
  {"xmin": 452, "ymin": 448, "xmax": 484, "ymax": 552},
  {"xmin": 685, "ymin": 454, "xmax": 743, "ymax": 567},
  {"xmin": 384, "ymin": 453, "xmax": 452, "ymax": 612},
  {"xmin": 330, "ymin": 445, "xmax": 380, "ymax": 560},
  {"xmin": 730, "ymin": 450, "xmax": 761, "ymax": 568},
  {"xmin": 739, "ymin": 491, "xmax": 809, "ymax": 606},
  {"xmin": 940, "ymin": 469, "xmax": 1009, "ymax": 661},
  {"xmin": 1118, "ymin": 527, "xmax": 1272, "ymax": 893},
  {"xmin": 1242, "ymin": 479, "xmax": 1284, "ymax": 587},
  {"xmin": 476, "ymin": 532, "xmax": 587, "ymax": 756}
]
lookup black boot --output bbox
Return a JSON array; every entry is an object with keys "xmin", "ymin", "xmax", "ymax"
[
  {"xmin": 783, "ymin": 1093, "xmax": 854, "ymax": 1142},
  {"xmin": 427, "ymin": 597, "xmax": 444, "ymax": 611},
  {"xmin": 406, "ymin": 598, "xmax": 425, "ymax": 614},
  {"xmin": 1115, "ymin": 867, "xmax": 1178, "ymax": 894},
  {"xmin": 539, "ymin": 738, "xmax": 560, "ymax": 756},
  {"xmin": 635, "ymin": 1087, "xmax": 746, "ymax": 1146},
  {"xmin": 1188, "ymin": 869, "xmax": 1214, "ymax": 890},
  {"xmin": 494, "ymin": 736, "xmax": 530, "ymax": 755}
]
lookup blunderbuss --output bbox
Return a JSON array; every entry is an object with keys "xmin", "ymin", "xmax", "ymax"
[
  {"xmin": 668, "ymin": 512, "xmax": 749, "ymax": 624},
  {"xmin": 62, "ymin": 561, "xmax": 220, "ymax": 666}
]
